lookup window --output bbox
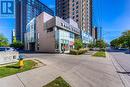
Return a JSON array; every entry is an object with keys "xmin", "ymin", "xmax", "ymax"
[
  {"xmin": 61, "ymin": 23, "xmax": 63, "ymax": 26},
  {"xmin": 62, "ymin": 2, "xmax": 65, "ymax": 5},
  {"xmin": 47, "ymin": 28, "xmax": 53, "ymax": 32},
  {"xmin": 72, "ymin": 12, "xmax": 74, "ymax": 15},
  {"xmin": 76, "ymin": 10, "xmax": 78, "ymax": 13},
  {"xmin": 72, "ymin": 8, "xmax": 75, "ymax": 11},
  {"xmin": 76, "ymin": 15, "xmax": 78, "ymax": 17},
  {"xmin": 37, "ymin": 33, "xmax": 39, "ymax": 39},
  {"xmin": 72, "ymin": 4, "xmax": 74, "ymax": 6},
  {"xmin": 76, "ymin": 1, "xmax": 78, "ymax": 4},
  {"xmin": 76, "ymin": 6, "xmax": 78, "ymax": 9},
  {"xmin": 37, "ymin": 46, "xmax": 39, "ymax": 50},
  {"xmin": 73, "ymin": 16, "xmax": 75, "ymax": 19},
  {"xmin": 0, "ymin": 48, "xmax": 5, "ymax": 51},
  {"xmin": 76, "ymin": 19, "xmax": 78, "ymax": 22},
  {"xmin": 70, "ymin": 33, "xmax": 74, "ymax": 38},
  {"xmin": 62, "ymin": 6, "xmax": 65, "ymax": 9},
  {"xmin": 63, "ymin": 10, "xmax": 66, "ymax": 12},
  {"xmin": 72, "ymin": 0, "xmax": 74, "ymax": 2}
]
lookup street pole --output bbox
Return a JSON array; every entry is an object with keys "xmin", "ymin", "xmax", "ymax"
[{"xmin": 100, "ymin": 27, "xmax": 102, "ymax": 40}]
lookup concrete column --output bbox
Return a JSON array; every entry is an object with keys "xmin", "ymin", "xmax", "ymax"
[{"xmin": 54, "ymin": 27, "xmax": 60, "ymax": 52}]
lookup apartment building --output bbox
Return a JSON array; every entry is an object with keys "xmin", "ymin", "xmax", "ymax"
[
  {"xmin": 56, "ymin": 0, "xmax": 92, "ymax": 35},
  {"xmin": 92, "ymin": 26, "xmax": 98, "ymax": 40}
]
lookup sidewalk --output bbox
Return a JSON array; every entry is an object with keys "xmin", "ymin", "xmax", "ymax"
[
  {"xmin": 108, "ymin": 52, "xmax": 130, "ymax": 87},
  {"xmin": 0, "ymin": 54, "xmax": 124, "ymax": 87}
]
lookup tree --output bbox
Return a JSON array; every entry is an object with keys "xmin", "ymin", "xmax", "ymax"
[
  {"xmin": 0, "ymin": 34, "xmax": 9, "ymax": 47},
  {"xmin": 110, "ymin": 38, "xmax": 120, "ymax": 48},
  {"xmin": 110, "ymin": 30, "xmax": 130, "ymax": 49},
  {"xmin": 10, "ymin": 41, "xmax": 24, "ymax": 49},
  {"xmin": 13, "ymin": 36, "xmax": 17, "ymax": 43},
  {"xmin": 88, "ymin": 42, "xmax": 95, "ymax": 48},
  {"xmin": 74, "ymin": 39, "xmax": 83, "ymax": 50},
  {"xmin": 122, "ymin": 31, "xmax": 130, "ymax": 49},
  {"xmin": 95, "ymin": 40, "xmax": 106, "ymax": 49}
]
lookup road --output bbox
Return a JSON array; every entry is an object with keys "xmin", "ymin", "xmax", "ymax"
[
  {"xmin": 108, "ymin": 49, "xmax": 130, "ymax": 73},
  {"xmin": 0, "ymin": 53, "xmax": 123, "ymax": 87}
]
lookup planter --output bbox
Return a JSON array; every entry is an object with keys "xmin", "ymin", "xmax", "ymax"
[{"xmin": 70, "ymin": 48, "xmax": 88, "ymax": 55}]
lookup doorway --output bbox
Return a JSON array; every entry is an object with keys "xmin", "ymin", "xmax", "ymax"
[{"xmin": 29, "ymin": 42, "xmax": 35, "ymax": 51}]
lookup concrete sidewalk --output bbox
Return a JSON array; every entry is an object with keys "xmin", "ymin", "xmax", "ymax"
[
  {"xmin": 0, "ymin": 54, "xmax": 124, "ymax": 87},
  {"xmin": 108, "ymin": 52, "xmax": 130, "ymax": 87}
]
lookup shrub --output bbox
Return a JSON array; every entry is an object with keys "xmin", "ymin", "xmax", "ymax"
[
  {"xmin": 88, "ymin": 42, "xmax": 95, "ymax": 49},
  {"xmin": 0, "ymin": 34, "xmax": 9, "ymax": 47},
  {"xmin": 10, "ymin": 41, "xmax": 24, "ymax": 49},
  {"xmin": 100, "ymin": 48, "xmax": 106, "ymax": 51},
  {"xmin": 74, "ymin": 39, "xmax": 83, "ymax": 50},
  {"xmin": 79, "ymin": 48, "xmax": 88, "ymax": 54},
  {"xmin": 93, "ymin": 51, "xmax": 106, "ymax": 57},
  {"xmin": 70, "ymin": 48, "xmax": 88, "ymax": 55},
  {"xmin": 70, "ymin": 49, "xmax": 78, "ymax": 55}
]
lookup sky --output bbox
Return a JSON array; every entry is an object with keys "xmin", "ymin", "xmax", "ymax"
[{"xmin": 0, "ymin": 0, "xmax": 130, "ymax": 43}]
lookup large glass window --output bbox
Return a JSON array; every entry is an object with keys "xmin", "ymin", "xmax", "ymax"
[
  {"xmin": 26, "ymin": 0, "xmax": 54, "ymax": 24},
  {"xmin": 70, "ymin": 33, "xmax": 74, "ymax": 38}
]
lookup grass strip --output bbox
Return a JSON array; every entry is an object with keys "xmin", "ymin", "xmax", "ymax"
[
  {"xmin": 43, "ymin": 77, "xmax": 71, "ymax": 87},
  {"xmin": 0, "ymin": 60, "xmax": 37, "ymax": 78}
]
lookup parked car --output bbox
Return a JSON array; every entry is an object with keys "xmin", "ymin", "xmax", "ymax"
[{"xmin": 0, "ymin": 47, "xmax": 16, "ymax": 52}]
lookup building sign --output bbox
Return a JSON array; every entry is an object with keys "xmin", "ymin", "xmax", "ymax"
[
  {"xmin": 60, "ymin": 22, "xmax": 80, "ymax": 35},
  {"xmin": 69, "ymin": 41, "xmax": 74, "ymax": 46},
  {"xmin": 0, "ymin": 0, "xmax": 15, "ymax": 18},
  {"xmin": 56, "ymin": 17, "xmax": 80, "ymax": 35},
  {"xmin": 82, "ymin": 31, "xmax": 93, "ymax": 44}
]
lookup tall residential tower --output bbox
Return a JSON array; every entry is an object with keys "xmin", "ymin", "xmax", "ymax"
[{"xmin": 56, "ymin": 0, "xmax": 92, "ymax": 35}]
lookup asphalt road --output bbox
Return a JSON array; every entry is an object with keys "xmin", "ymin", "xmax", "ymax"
[
  {"xmin": 14, "ymin": 53, "xmax": 123, "ymax": 87},
  {"xmin": 108, "ymin": 49, "xmax": 130, "ymax": 74}
]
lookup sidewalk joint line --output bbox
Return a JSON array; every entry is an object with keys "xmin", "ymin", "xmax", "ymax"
[
  {"xmin": 108, "ymin": 53, "xmax": 126, "ymax": 87},
  {"xmin": 16, "ymin": 73, "xmax": 26, "ymax": 87}
]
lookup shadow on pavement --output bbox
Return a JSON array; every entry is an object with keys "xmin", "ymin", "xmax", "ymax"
[
  {"xmin": 107, "ymin": 49, "xmax": 130, "ymax": 54},
  {"xmin": 6, "ymin": 66, "xmax": 20, "ymax": 69},
  {"xmin": 124, "ymin": 51, "xmax": 130, "ymax": 54},
  {"xmin": 117, "ymin": 71, "xmax": 130, "ymax": 75}
]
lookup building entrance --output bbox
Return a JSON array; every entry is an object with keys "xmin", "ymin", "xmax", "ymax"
[{"xmin": 29, "ymin": 42, "xmax": 35, "ymax": 51}]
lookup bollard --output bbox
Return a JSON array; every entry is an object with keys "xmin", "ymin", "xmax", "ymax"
[{"xmin": 18, "ymin": 55, "xmax": 25, "ymax": 69}]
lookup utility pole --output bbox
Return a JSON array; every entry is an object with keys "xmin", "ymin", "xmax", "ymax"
[{"xmin": 100, "ymin": 27, "xmax": 102, "ymax": 40}]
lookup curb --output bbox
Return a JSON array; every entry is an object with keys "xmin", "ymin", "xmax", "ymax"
[{"xmin": 107, "ymin": 52, "xmax": 130, "ymax": 87}]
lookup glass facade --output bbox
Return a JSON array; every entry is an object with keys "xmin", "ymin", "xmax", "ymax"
[
  {"xmin": 58, "ymin": 29, "xmax": 75, "ymax": 53},
  {"xmin": 26, "ymin": 18, "xmax": 36, "ymax": 43},
  {"xmin": 26, "ymin": 0, "xmax": 54, "ymax": 24},
  {"xmin": 16, "ymin": 0, "xmax": 54, "ymax": 42}
]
